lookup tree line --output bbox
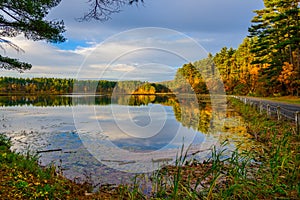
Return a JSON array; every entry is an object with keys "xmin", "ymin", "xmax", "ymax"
[
  {"xmin": 0, "ymin": 77, "xmax": 116, "ymax": 94},
  {"xmin": 0, "ymin": 77, "xmax": 173, "ymax": 95},
  {"xmin": 215, "ymin": 0, "xmax": 299, "ymax": 96},
  {"xmin": 170, "ymin": 0, "xmax": 299, "ymax": 97}
]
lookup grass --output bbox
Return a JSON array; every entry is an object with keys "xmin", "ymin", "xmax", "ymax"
[
  {"xmin": 0, "ymin": 97, "xmax": 299, "ymax": 199},
  {"xmin": 0, "ymin": 134, "xmax": 94, "ymax": 199},
  {"xmin": 146, "ymin": 98, "xmax": 300, "ymax": 199},
  {"xmin": 226, "ymin": 98, "xmax": 300, "ymax": 199},
  {"xmin": 262, "ymin": 96, "xmax": 300, "ymax": 105}
]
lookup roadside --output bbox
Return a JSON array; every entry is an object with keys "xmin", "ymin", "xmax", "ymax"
[
  {"xmin": 232, "ymin": 96, "xmax": 300, "ymax": 122},
  {"xmin": 262, "ymin": 96, "xmax": 300, "ymax": 105},
  {"xmin": 237, "ymin": 96, "xmax": 300, "ymax": 107}
]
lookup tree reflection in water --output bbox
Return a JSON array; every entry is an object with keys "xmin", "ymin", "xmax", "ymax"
[{"xmin": 0, "ymin": 94, "xmax": 254, "ymax": 151}]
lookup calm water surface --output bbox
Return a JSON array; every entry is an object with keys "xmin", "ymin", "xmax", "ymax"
[{"xmin": 0, "ymin": 95, "xmax": 254, "ymax": 185}]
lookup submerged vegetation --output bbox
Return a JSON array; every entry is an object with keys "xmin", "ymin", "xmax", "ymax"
[{"xmin": 0, "ymin": 97, "xmax": 299, "ymax": 199}]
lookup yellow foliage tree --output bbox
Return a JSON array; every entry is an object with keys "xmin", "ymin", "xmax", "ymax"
[{"xmin": 278, "ymin": 62, "xmax": 298, "ymax": 95}]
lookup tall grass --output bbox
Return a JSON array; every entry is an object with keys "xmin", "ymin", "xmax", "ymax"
[
  {"xmin": 0, "ymin": 134, "xmax": 91, "ymax": 199},
  {"xmin": 135, "ymin": 98, "xmax": 299, "ymax": 199}
]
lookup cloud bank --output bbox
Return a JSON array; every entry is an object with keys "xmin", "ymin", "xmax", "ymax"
[{"xmin": 0, "ymin": 0, "xmax": 264, "ymax": 80}]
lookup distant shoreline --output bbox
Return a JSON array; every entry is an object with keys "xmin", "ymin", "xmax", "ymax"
[{"xmin": 0, "ymin": 92, "xmax": 177, "ymax": 96}]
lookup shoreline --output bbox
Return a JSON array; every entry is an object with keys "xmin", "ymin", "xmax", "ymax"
[{"xmin": 0, "ymin": 97, "xmax": 299, "ymax": 199}]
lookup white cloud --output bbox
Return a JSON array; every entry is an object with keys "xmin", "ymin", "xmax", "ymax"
[
  {"xmin": 1, "ymin": 0, "xmax": 265, "ymax": 81},
  {"xmin": 113, "ymin": 64, "xmax": 136, "ymax": 72},
  {"xmin": 89, "ymin": 63, "xmax": 136, "ymax": 72},
  {"xmin": 46, "ymin": 0, "xmax": 264, "ymax": 52},
  {"xmin": 3, "ymin": 27, "xmax": 208, "ymax": 81}
]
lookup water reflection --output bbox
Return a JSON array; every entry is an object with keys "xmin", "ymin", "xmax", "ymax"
[
  {"xmin": 0, "ymin": 94, "xmax": 255, "ymax": 183},
  {"xmin": 0, "ymin": 94, "xmax": 210, "ymax": 131},
  {"xmin": 0, "ymin": 94, "xmax": 254, "ymax": 145}
]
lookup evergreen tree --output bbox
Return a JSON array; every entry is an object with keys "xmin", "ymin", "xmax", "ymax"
[
  {"xmin": 0, "ymin": 0, "xmax": 66, "ymax": 71},
  {"xmin": 248, "ymin": 0, "xmax": 299, "ymax": 95},
  {"xmin": 0, "ymin": 0, "xmax": 144, "ymax": 72}
]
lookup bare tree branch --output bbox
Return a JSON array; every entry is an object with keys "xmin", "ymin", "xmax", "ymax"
[
  {"xmin": 0, "ymin": 0, "xmax": 144, "ymax": 72},
  {"xmin": 78, "ymin": 0, "xmax": 143, "ymax": 22},
  {"xmin": 0, "ymin": 38, "xmax": 24, "ymax": 53}
]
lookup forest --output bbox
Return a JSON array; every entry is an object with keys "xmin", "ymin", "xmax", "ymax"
[
  {"xmin": 0, "ymin": 0, "xmax": 299, "ymax": 97},
  {"xmin": 0, "ymin": 77, "xmax": 172, "ymax": 95},
  {"xmin": 170, "ymin": 0, "xmax": 299, "ymax": 97},
  {"xmin": 213, "ymin": 0, "xmax": 299, "ymax": 96}
]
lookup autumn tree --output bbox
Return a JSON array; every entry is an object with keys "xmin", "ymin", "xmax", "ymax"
[
  {"xmin": 248, "ymin": 0, "xmax": 299, "ymax": 95},
  {"xmin": 170, "ymin": 0, "xmax": 299, "ymax": 97},
  {"xmin": 173, "ymin": 63, "xmax": 208, "ymax": 94},
  {"xmin": 278, "ymin": 62, "xmax": 298, "ymax": 95},
  {"xmin": 213, "ymin": 47, "xmax": 237, "ymax": 92}
]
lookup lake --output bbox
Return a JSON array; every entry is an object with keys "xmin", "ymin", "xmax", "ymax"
[{"xmin": 0, "ymin": 94, "xmax": 254, "ymax": 185}]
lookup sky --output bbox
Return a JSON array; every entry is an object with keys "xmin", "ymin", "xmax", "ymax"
[{"xmin": 1, "ymin": 0, "xmax": 264, "ymax": 81}]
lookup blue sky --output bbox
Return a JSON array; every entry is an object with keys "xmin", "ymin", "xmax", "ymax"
[
  {"xmin": 1, "ymin": 0, "xmax": 264, "ymax": 81},
  {"xmin": 55, "ymin": 39, "xmax": 91, "ymax": 50}
]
